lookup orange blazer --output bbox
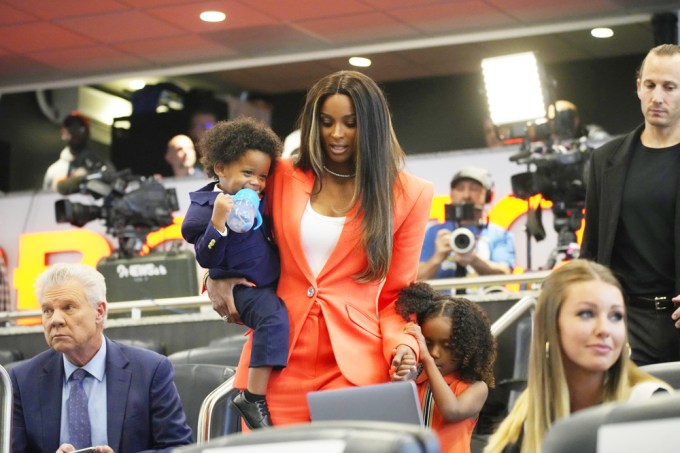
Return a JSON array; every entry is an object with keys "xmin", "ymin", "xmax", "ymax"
[{"xmin": 234, "ymin": 158, "xmax": 434, "ymax": 388}]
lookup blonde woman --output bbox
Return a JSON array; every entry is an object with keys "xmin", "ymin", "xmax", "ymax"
[{"xmin": 484, "ymin": 260, "xmax": 672, "ymax": 453}]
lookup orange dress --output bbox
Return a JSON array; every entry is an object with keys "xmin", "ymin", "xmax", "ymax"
[{"xmin": 417, "ymin": 371, "xmax": 477, "ymax": 453}]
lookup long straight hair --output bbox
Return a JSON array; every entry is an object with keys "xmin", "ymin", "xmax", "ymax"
[{"xmin": 296, "ymin": 70, "xmax": 404, "ymax": 281}]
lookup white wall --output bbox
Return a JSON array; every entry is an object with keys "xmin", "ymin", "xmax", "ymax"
[{"xmin": 1, "ymin": 145, "xmax": 565, "ymax": 310}]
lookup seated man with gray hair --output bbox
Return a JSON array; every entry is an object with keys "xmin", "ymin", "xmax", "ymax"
[{"xmin": 10, "ymin": 263, "xmax": 192, "ymax": 453}]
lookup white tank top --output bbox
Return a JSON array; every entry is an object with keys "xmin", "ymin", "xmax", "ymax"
[{"xmin": 300, "ymin": 200, "xmax": 346, "ymax": 277}]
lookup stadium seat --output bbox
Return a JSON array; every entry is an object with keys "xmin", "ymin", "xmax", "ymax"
[
  {"xmin": 168, "ymin": 334, "xmax": 246, "ymax": 366},
  {"xmin": 0, "ymin": 349, "xmax": 22, "ymax": 366},
  {"xmin": 172, "ymin": 363, "xmax": 233, "ymax": 437},
  {"xmin": 542, "ymin": 393, "xmax": 680, "ymax": 453},
  {"xmin": 639, "ymin": 361, "xmax": 680, "ymax": 390},
  {"xmin": 175, "ymin": 420, "xmax": 440, "ymax": 453}
]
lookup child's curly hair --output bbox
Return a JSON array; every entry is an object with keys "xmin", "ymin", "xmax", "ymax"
[
  {"xmin": 198, "ymin": 116, "xmax": 282, "ymax": 179},
  {"xmin": 396, "ymin": 281, "xmax": 496, "ymax": 387}
]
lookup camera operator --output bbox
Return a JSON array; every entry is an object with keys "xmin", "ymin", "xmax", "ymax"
[
  {"xmin": 43, "ymin": 112, "xmax": 113, "ymax": 191},
  {"xmin": 417, "ymin": 167, "xmax": 515, "ymax": 283},
  {"xmin": 582, "ymin": 44, "xmax": 680, "ymax": 366}
]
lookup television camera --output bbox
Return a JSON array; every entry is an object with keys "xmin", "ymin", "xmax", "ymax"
[
  {"xmin": 509, "ymin": 121, "xmax": 593, "ymax": 269},
  {"xmin": 55, "ymin": 167, "xmax": 179, "ymax": 258}
]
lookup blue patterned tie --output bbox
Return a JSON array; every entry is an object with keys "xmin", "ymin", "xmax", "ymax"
[{"xmin": 68, "ymin": 368, "xmax": 91, "ymax": 449}]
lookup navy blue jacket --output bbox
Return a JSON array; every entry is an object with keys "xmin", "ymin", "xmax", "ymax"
[
  {"xmin": 10, "ymin": 338, "xmax": 192, "ymax": 453},
  {"xmin": 181, "ymin": 181, "xmax": 280, "ymax": 286}
]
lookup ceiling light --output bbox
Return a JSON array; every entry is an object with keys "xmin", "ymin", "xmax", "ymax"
[
  {"xmin": 349, "ymin": 57, "xmax": 371, "ymax": 68},
  {"xmin": 200, "ymin": 11, "xmax": 226, "ymax": 23},
  {"xmin": 128, "ymin": 79, "xmax": 146, "ymax": 90},
  {"xmin": 482, "ymin": 52, "xmax": 546, "ymax": 125},
  {"xmin": 591, "ymin": 27, "xmax": 614, "ymax": 38}
]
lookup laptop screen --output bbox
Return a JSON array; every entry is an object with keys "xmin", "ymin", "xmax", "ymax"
[{"xmin": 307, "ymin": 380, "xmax": 424, "ymax": 426}]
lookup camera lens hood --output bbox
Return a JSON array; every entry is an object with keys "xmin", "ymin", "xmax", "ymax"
[{"xmin": 449, "ymin": 227, "xmax": 476, "ymax": 254}]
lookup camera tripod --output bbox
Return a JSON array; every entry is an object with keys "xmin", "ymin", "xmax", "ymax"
[{"xmin": 543, "ymin": 202, "xmax": 584, "ymax": 269}]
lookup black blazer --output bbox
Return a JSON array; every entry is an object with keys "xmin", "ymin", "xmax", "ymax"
[{"xmin": 581, "ymin": 123, "xmax": 680, "ymax": 294}]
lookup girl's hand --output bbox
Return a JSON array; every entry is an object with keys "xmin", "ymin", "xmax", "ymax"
[
  {"xmin": 390, "ymin": 345, "xmax": 418, "ymax": 381},
  {"xmin": 404, "ymin": 323, "xmax": 432, "ymax": 363}
]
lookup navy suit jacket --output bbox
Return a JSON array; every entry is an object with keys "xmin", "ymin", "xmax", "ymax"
[
  {"xmin": 181, "ymin": 181, "xmax": 279, "ymax": 285},
  {"xmin": 10, "ymin": 337, "xmax": 192, "ymax": 453}
]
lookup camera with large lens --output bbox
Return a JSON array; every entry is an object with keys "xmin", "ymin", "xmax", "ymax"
[
  {"xmin": 449, "ymin": 228, "xmax": 476, "ymax": 254},
  {"xmin": 55, "ymin": 168, "xmax": 179, "ymax": 258}
]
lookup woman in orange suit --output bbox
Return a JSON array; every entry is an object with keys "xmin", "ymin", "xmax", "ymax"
[{"xmin": 206, "ymin": 70, "xmax": 434, "ymax": 425}]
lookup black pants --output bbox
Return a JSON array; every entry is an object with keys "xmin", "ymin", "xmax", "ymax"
[{"xmin": 627, "ymin": 302, "xmax": 680, "ymax": 366}]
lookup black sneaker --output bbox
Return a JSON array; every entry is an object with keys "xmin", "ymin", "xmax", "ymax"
[{"xmin": 230, "ymin": 391, "xmax": 273, "ymax": 429}]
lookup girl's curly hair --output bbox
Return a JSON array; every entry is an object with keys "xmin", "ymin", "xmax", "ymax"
[
  {"xmin": 198, "ymin": 116, "xmax": 282, "ymax": 179},
  {"xmin": 396, "ymin": 281, "xmax": 496, "ymax": 387}
]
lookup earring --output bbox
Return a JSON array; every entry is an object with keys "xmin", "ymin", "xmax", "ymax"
[
  {"xmin": 626, "ymin": 342, "xmax": 632, "ymax": 359},
  {"xmin": 545, "ymin": 341, "xmax": 550, "ymax": 360}
]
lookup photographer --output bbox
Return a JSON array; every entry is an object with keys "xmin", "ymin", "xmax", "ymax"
[{"xmin": 418, "ymin": 167, "xmax": 515, "ymax": 282}]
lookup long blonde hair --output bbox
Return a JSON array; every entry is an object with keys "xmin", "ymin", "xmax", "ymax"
[{"xmin": 484, "ymin": 260, "xmax": 661, "ymax": 453}]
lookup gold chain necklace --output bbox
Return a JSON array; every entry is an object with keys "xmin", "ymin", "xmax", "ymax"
[{"xmin": 323, "ymin": 165, "xmax": 356, "ymax": 178}]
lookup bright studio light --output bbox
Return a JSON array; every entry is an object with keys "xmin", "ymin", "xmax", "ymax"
[
  {"xmin": 349, "ymin": 57, "xmax": 371, "ymax": 67},
  {"xmin": 482, "ymin": 52, "xmax": 546, "ymax": 125}
]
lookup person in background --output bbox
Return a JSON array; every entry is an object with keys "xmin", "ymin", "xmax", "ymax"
[
  {"xmin": 396, "ymin": 282, "xmax": 496, "ymax": 453},
  {"xmin": 418, "ymin": 166, "xmax": 515, "ymax": 282},
  {"xmin": 0, "ymin": 248, "xmax": 10, "ymax": 313},
  {"xmin": 43, "ymin": 112, "xmax": 109, "ymax": 191},
  {"xmin": 205, "ymin": 70, "xmax": 434, "ymax": 425},
  {"xmin": 582, "ymin": 44, "xmax": 680, "ymax": 365},
  {"xmin": 483, "ymin": 260, "xmax": 672, "ymax": 453},
  {"xmin": 10, "ymin": 263, "xmax": 192, "ymax": 453},
  {"xmin": 165, "ymin": 134, "xmax": 203, "ymax": 178},
  {"xmin": 188, "ymin": 107, "xmax": 218, "ymax": 145},
  {"xmin": 181, "ymin": 118, "xmax": 288, "ymax": 429}
]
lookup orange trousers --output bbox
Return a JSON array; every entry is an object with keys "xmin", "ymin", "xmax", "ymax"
[{"xmin": 266, "ymin": 302, "xmax": 352, "ymax": 425}]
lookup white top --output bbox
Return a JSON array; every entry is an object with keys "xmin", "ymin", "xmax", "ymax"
[
  {"xmin": 43, "ymin": 146, "xmax": 74, "ymax": 191},
  {"xmin": 300, "ymin": 200, "xmax": 345, "ymax": 277}
]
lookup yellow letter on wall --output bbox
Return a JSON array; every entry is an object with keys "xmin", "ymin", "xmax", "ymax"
[{"xmin": 14, "ymin": 230, "xmax": 112, "ymax": 321}]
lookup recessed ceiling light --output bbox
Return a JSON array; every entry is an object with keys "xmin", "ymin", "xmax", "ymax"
[
  {"xmin": 349, "ymin": 57, "xmax": 371, "ymax": 67},
  {"xmin": 591, "ymin": 27, "xmax": 614, "ymax": 38},
  {"xmin": 200, "ymin": 11, "xmax": 226, "ymax": 23},
  {"xmin": 128, "ymin": 79, "xmax": 146, "ymax": 90}
]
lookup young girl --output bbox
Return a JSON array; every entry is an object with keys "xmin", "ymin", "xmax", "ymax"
[{"xmin": 396, "ymin": 281, "xmax": 496, "ymax": 453}]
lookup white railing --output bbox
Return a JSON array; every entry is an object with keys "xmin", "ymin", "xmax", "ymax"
[
  {"xmin": 1, "ymin": 272, "xmax": 551, "ymax": 325},
  {"xmin": 196, "ymin": 374, "xmax": 238, "ymax": 444},
  {"xmin": 490, "ymin": 295, "xmax": 537, "ymax": 337},
  {"xmin": 0, "ymin": 364, "xmax": 12, "ymax": 453}
]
